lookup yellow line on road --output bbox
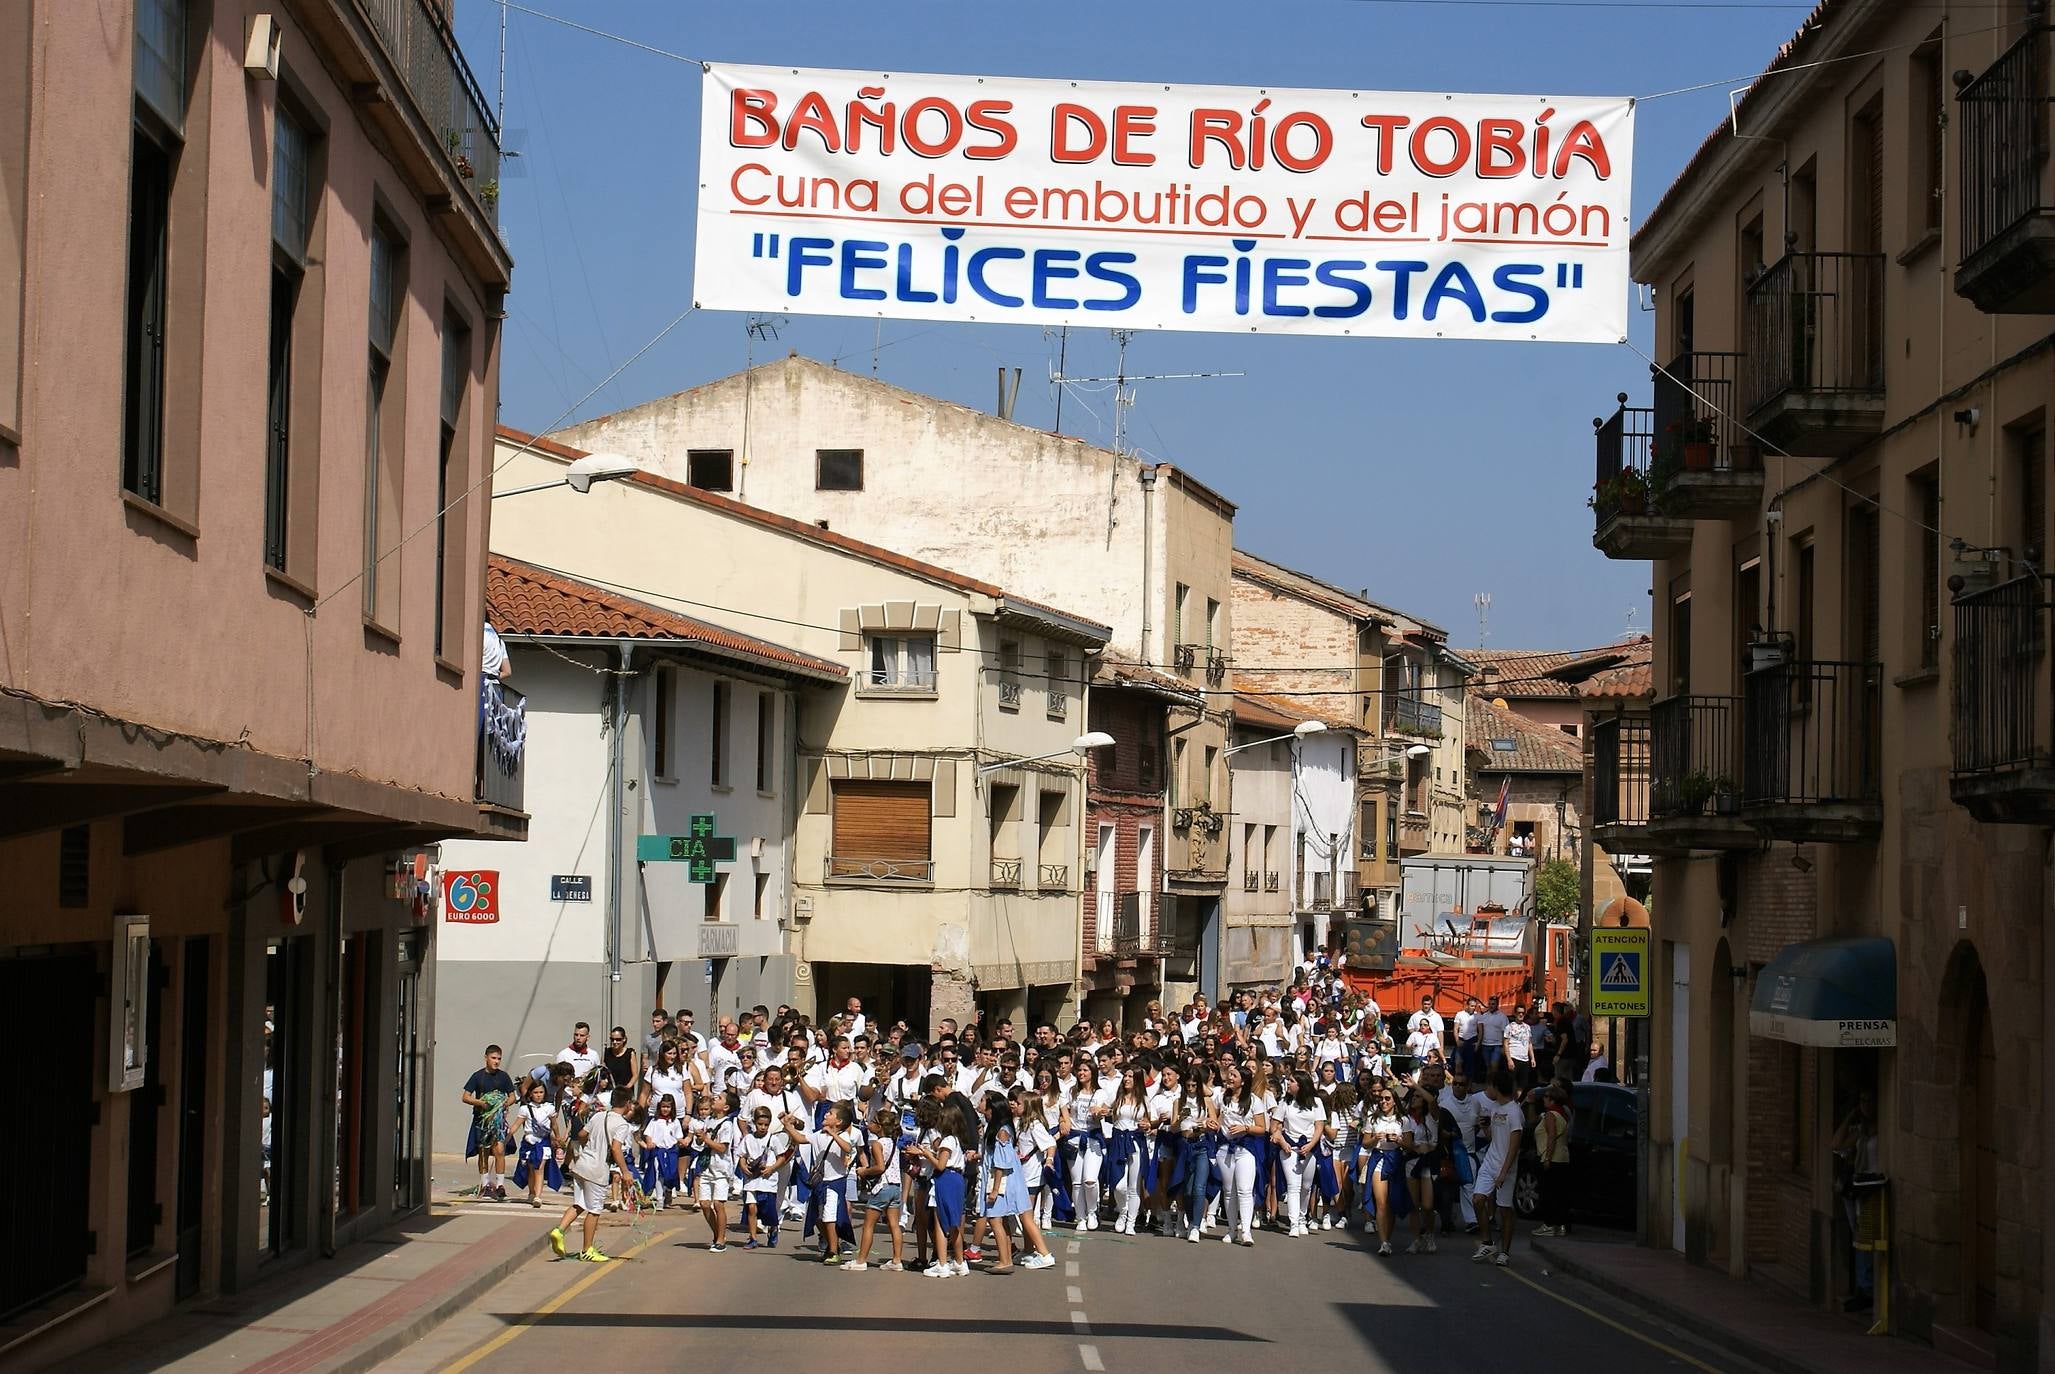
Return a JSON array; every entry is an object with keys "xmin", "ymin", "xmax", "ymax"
[
  {"xmin": 1500, "ymin": 1265, "xmax": 1726, "ymax": 1373},
  {"xmin": 438, "ymin": 1227, "xmax": 677, "ymax": 1373}
]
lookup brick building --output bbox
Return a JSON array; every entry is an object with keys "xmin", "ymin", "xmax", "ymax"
[{"xmin": 1588, "ymin": 1, "xmax": 2055, "ymax": 1363}]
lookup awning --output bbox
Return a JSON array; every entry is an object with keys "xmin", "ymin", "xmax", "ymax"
[{"xmin": 1749, "ymin": 937, "xmax": 1896, "ymax": 1048}]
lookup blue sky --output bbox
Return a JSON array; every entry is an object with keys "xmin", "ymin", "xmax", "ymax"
[{"xmin": 455, "ymin": 0, "xmax": 1810, "ymax": 649}]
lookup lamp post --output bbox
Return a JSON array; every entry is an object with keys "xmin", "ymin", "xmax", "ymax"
[
  {"xmin": 976, "ymin": 731, "xmax": 1116, "ymax": 775},
  {"xmin": 1222, "ymin": 717, "xmax": 1328, "ymax": 757},
  {"xmin": 491, "ymin": 451, "xmax": 640, "ymax": 499}
]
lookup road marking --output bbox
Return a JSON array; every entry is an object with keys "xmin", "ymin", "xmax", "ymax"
[
  {"xmin": 1066, "ymin": 1285, "xmax": 1083, "ymax": 1303},
  {"xmin": 1500, "ymin": 1266, "xmax": 1724, "ymax": 1373},
  {"xmin": 1070, "ymin": 1310, "xmax": 1092, "ymax": 1335},
  {"xmin": 438, "ymin": 1227, "xmax": 677, "ymax": 1373},
  {"xmin": 1066, "ymin": 1240, "xmax": 1081, "ymax": 1254},
  {"xmin": 1079, "ymin": 1344, "xmax": 1104, "ymax": 1371},
  {"xmin": 1065, "ymin": 1261, "xmax": 1080, "ymax": 1277}
]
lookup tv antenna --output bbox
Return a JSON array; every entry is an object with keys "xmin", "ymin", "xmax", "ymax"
[
  {"xmin": 738, "ymin": 315, "xmax": 788, "ymax": 502},
  {"xmin": 1474, "ymin": 593, "xmax": 1492, "ymax": 649}
]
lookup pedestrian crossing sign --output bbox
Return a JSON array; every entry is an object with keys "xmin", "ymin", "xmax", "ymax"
[{"xmin": 1590, "ymin": 926, "xmax": 1651, "ymax": 1017}]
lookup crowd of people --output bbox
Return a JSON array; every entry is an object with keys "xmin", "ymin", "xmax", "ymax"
[{"xmin": 459, "ymin": 965, "xmax": 1604, "ymax": 1272}]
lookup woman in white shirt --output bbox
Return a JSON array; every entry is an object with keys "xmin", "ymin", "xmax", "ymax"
[
  {"xmin": 1213, "ymin": 1062, "xmax": 1268, "ymax": 1247},
  {"xmin": 642, "ymin": 1040, "xmax": 690, "ymax": 1121},
  {"xmin": 1059, "ymin": 1061, "xmax": 1108, "ymax": 1230},
  {"xmin": 1359, "ymin": 1083, "xmax": 1408, "ymax": 1257},
  {"xmin": 1400, "ymin": 1089, "xmax": 1442, "ymax": 1254},
  {"xmin": 511, "ymin": 1079, "xmax": 560, "ymax": 1206},
  {"xmin": 1270, "ymin": 1070, "xmax": 1331, "ymax": 1238},
  {"xmin": 1105, "ymin": 1068, "xmax": 1151, "ymax": 1234}
]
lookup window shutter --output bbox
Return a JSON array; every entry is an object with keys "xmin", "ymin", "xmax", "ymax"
[{"xmin": 832, "ymin": 780, "xmax": 931, "ymax": 860}]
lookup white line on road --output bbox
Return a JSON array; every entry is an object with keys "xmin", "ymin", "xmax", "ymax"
[
  {"xmin": 1065, "ymin": 1261, "xmax": 1079, "ymax": 1277},
  {"xmin": 1066, "ymin": 1285, "xmax": 1083, "ymax": 1303},
  {"xmin": 1070, "ymin": 1311, "xmax": 1092, "ymax": 1335},
  {"xmin": 1067, "ymin": 1240, "xmax": 1081, "ymax": 1254},
  {"xmin": 1078, "ymin": 1345, "xmax": 1104, "ymax": 1371}
]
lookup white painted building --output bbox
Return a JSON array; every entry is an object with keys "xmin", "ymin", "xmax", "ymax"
[
  {"xmin": 432, "ymin": 554, "xmax": 845, "ymax": 1154},
  {"xmin": 485, "ymin": 428, "xmax": 1110, "ymax": 1044}
]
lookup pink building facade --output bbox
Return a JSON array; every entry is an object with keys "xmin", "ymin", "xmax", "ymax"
[{"xmin": 0, "ymin": 0, "xmax": 512, "ymax": 1362}]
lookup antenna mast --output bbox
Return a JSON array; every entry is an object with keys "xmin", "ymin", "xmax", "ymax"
[{"xmin": 1474, "ymin": 593, "xmax": 1492, "ymax": 650}]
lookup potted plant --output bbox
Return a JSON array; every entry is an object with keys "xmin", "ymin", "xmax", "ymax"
[
  {"xmin": 1678, "ymin": 417, "xmax": 1716, "ymax": 470},
  {"xmin": 1709, "ymin": 773, "xmax": 1740, "ymax": 815},
  {"xmin": 1679, "ymin": 769, "xmax": 1715, "ymax": 814}
]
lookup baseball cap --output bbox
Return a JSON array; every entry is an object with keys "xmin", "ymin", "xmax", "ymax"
[{"xmin": 900, "ymin": 1043, "xmax": 924, "ymax": 1060}]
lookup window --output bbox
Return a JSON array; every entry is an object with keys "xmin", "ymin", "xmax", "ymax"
[
  {"xmin": 435, "ymin": 312, "xmax": 471, "ymax": 658},
  {"xmin": 1669, "ymin": 591, "xmax": 1692, "ymax": 695},
  {"xmin": 755, "ymin": 691, "xmax": 774, "ymax": 793},
  {"xmin": 816, "ymin": 448, "xmax": 863, "ymax": 490},
  {"xmin": 704, "ymin": 871, "xmax": 728, "ymax": 922},
  {"xmin": 1795, "ymin": 539, "xmax": 1817, "ymax": 665},
  {"xmin": 1848, "ymin": 500, "xmax": 1880, "ymax": 668},
  {"xmin": 2012, "ymin": 423, "xmax": 2046, "ymax": 566},
  {"xmin": 865, "ymin": 634, "xmax": 936, "ymax": 692},
  {"xmin": 134, "ymin": 0, "xmax": 190, "ymax": 132},
  {"xmin": 1205, "ymin": 598, "xmax": 1220, "ymax": 648},
  {"xmin": 1914, "ymin": 471, "xmax": 1940, "ymax": 669},
  {"xmin": 264, "ymin": 267, "xmax": 296, "ymax": 569},
  {"xmin": 1490, "ymin": 737, "xmax": 1517, "ymax": 753},
  {"xmin": 1911, "ymin": 40, "xmax": 1944, "ymax": 239},
  {"xmin": 1735, "ymin": 557, "xmax": 1762, "ymax": 687},
  {"xmin": 263, "ymin": 94, "xmax": 322, "ymax": 583},
  {"xmin": 1171, "ymin": 738, "xmax": 1186, "ymax": 808},
  {"xmin": 1201, "ymin": 745, "xmax": 1217, "ymax": 806},
  {"xmin": 1137, "ymin": 717, "xmax": 1163, "ymax": 792},
  {"xmin": 653, "ymin": 666, "xmax": 675, "ymax": 778},
  {"xmin": 363, "ymin": 219, "xmax": 406, "ymax": 628},
  {"xmin": 710, "ymin": 680, "xmax": 730, "ymax": 787},
  {"xmin": 1046, "ymin": 647, "xmax": 1069, "ymax": 717},
  {"xmin": 1174, "ymin": 583, "xmax": 1189, "ymax": 647},
  {"xmin": 1559, "ymin": 724, "xmax": 1579, "ymax": 737},
  {"xmin": 829, "ymin": 779, "xmax": 932, "ymax": 881},
  {"xmin": 1359, "ymin": 802, "xmax": 1377, "ymax": 860},
  {"xmin": 753, "ymin": 872, "xmax": 769, "ymax": 919},
  {"xmin": 688, "ymin": 449, "xmax": 734, "ymax": 492},
  {"xmin": 124, "ymin": 131, "xmax": 172, "ymax": 505}
]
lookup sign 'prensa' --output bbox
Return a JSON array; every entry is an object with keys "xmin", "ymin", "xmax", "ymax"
[{"xmin": 694, "ymin": 63, "xmax": 1634, "ymax": 344}]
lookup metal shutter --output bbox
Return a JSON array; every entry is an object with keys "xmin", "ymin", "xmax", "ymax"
[{"xmin": 831, "ymin": 779, "xmax": 931, "ymax": 861}]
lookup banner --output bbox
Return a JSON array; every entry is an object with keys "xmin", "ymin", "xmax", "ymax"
[{"xmin": 694, "ymin": 64, "xmax": 1633, "ymax": 343}]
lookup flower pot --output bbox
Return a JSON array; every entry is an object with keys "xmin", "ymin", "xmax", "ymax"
[
  {"xmin": 1616, "ymin": 488, "xmax": 1647, "ymax": 516},
  {"xmin": 1683, "ymin": 440, "xmax": 1714, "ymax": 470}
]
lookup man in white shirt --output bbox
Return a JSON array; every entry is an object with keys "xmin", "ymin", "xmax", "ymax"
[
  {"xmin": 1470, "ymin": 1069, "xmax": 1524, "ymax": 1266},
  {"xmin": 886, "ymin": 1044, "xmax": 928, "ymax": 1109},
  {"xmin": 1412, "ymin": 995, "xmax": 1446, "ymax": 1047},
  {"xmin": 1453, "ymin": 997, "xmax": 1480, "ymax": 1078},
  {"xmin": 802, "ymin": 1036, "xmax": 865, "ymax": 1123},
  {"xmin": 555, "ymin": 1022, "xmax": 599, "ymax": 1081},
  {"xmin": 1436, "ymin": 1066, "xmax": 1482, "ymax": 1229},
  {"xmin": 550, "ymin": 1086, "xmax": 634, "ymax": 1262},
  {"xmin": 1501, "ymin": 1005, "xmax": 1535, "ymax": 1092},
  {"xmin": 843, "ymin": 997, "xmax": 867, "ymax": 1040}
]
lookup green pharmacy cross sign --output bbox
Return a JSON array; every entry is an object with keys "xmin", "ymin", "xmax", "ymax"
[{"xmin": 636, "ymin": 814, "xmax": 738, "ymax": 883}]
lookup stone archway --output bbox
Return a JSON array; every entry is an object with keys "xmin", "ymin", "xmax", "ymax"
[{"xmin": 1935, "ymin": 941, "xmax": 1996, "ymax": 1339}]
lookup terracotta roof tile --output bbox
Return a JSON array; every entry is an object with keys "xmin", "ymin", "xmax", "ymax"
[
  {"xmin": 1469, "ymin": 637, "xmax": 1652, "ymax": 699},
  {"xmin": 487, "ymin": 554, "xmax": 847, "ymax": 682},
  {"xmin": 1468, "ymin": 696, "xmax": 1584, "ymax": 774}
]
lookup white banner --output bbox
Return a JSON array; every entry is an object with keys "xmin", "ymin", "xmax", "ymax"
[{"xmin": 694, "ymin": 64, "xmax": 1633, "ymax": 344}]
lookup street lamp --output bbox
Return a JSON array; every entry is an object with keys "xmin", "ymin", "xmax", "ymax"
[
  {"xmin": 1223, "ymin": 718, "xmax": 1328, "ymax": 757},
  {"xmin": 977, "ymin": 731, "xmax": 1116, "ymax": 774},
  {"xmin": 1364, "ymin": 742, "xmax": 1433, "ymax": 764},
  {"xmin": 492, "ymin": 452, "xmax": 640, "ymax": 499}
]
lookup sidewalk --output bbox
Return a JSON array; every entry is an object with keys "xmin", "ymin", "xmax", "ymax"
[
  {"xmin": 87, "ymin": 1158, "xmax": 610, "ymax": 1374},
  {"xmin": 1530, "ymin": 1231, "xmax": 1979, "ymax": 1374}
]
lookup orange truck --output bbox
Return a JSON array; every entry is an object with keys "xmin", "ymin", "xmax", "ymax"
[{"xmin": 1338, "ymin": 855, "xmax": 1575, "ymax": 1019}]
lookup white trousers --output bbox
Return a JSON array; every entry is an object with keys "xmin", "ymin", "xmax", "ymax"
[
  {"xmin": 1070, "ymin": 1138, "xmax": 1103, "ymax": 1217},
  {"xmin": 1280, "ymin": 1148, "xmax": 1317, "ymax": 1226},
  {"xmin": 1216, "ymin": 1147, "xmax": 1257, "ymax": 1235},
  {"xmin": 1112, "ymin": 1155, "xmax": 1145, "ymax": 1227}
]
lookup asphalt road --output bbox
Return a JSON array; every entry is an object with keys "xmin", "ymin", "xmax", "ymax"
[{"xmin": 382, "ymin": 1209, "xmax": 1765, "ymax": 1374}]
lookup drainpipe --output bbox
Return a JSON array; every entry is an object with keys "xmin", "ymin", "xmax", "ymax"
[
  {"xmin": 605, "ymin": 643, "xmax": 635, "ymax": 1030},
  {"xmin": 1138, "ymin": 467, "xmax": 1157, "ymax": 661}
]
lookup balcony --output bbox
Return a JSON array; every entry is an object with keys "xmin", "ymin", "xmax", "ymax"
[
  {"xmin": 1645, "ymin": 695, "xmax": 1755, "ymax": 853},
  {"xmin": 998, "ymin": 676, "xmax": 1023, "ymax": 711},
  {"xmin": 1099, "ymin": 890, "xmax": 1190, "ymax": 956},
  {"xmin": 826, "ymin": 855, "xmax": 935, "ymax": 883},
  {"xmin": 990, "ymin": 857, "xmax": 1023, "ymax": 888},
  {"xmin": 1243, "ymin": 868, "xmax": 1260, "ymax": 892},
  {"xmin": 1265, "ymin": 869, "xmax": 1281, "ymax": 892},
  {"xmin": 1038, "ymin": 862, "xmax": 1071, "ymax": 890},
  {"xmin": 476, "ymin": 681, "xmax": 526, "ymax": 813},
  {"xmin": 1652, "ymin": 351, "xmax": 1763, "ymax": 519},
  {"xmin": 1398, "ymin": 813, "xmax": 1430, "ymax": 855},
  {"xmin": 1743, "ymin": 660, "xmax": 1883, "ymax": 843},
  {"xmin": 1359, "ymin": 742, "xmax": 1405, "ymax": 780},
  {"xmin": 1385, "ymin": 693, "xmax": 1444, "ymax": 739},
  {"xmin": 1591, "ymin": 399, "xmax": 1692, "ymax": 561},
  {"xmin": 1958, "ymin": 25, "xmax": 2055, "ymax": 312},
  {"xmin": 1047, "ymin": 687, "xmax": 1069, "ymax": 720},
  {"xmin": 1309, "ymin": 871, "xmax": 1334, "ymax": 912},
  {"xmin": 1589, "ymin": 711, "xmax": 1651, "ymax": 857},
  {"xmin": 1951, "ymin": 575, "xmax": 2055, "ymax": 822},
  {"xmin": 363, "ymin": 0, "xmax": 501, "ymax": 225},
  {"xmin": 1743, "ymin": 251, "xmax": 1885, "ymax": 456}
]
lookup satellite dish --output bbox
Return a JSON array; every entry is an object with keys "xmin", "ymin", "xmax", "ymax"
[{"xmin": 1491, "ymin": 697, "xmax": 1510, "ymax": 711}]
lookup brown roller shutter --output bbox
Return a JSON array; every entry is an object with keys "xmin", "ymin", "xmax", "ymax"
[{"xmin": 831, "ymin": 779, "xmax": 931, "ymax": 872}]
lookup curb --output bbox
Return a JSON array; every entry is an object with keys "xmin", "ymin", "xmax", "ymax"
[
  {"xmin": 1529, "ymin": 1236, "xmax": 1818, "ymax": 1374},
  {"xmin": 314, "ymin": 1230, "xmax": 538, "ymax": 1374}
]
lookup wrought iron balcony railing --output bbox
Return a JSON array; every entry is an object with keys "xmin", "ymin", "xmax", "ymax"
[
  {"xmin": 1384, "ymin": 692, "xmax": 1444, "ymax": 739},
  {"xmin": 476, "ymin": 680, "xmax": 526, "ymax": 811},
  {"xmin": 826, "ymin": 855, "xmax": 935, "ymax": 882},
  {"xmin": 1743, "ymin": 660, "xmax": 1881, "ymax": 809},
  {"xmin": 998, "ymin": 676, "xmax": 1023, "ymax": 710},
  {"xmin": 362, "ymin": 0, "xmax": 502, "ymax": 223},
  {"xmin": 1959, "ymin": 25, "xmax": 2054, "ymax": 271},
  {"xmin": 990, "ymin": 858, "xmax": 1023, "ymax": 887},
  {"xmin": 1650, "ymin": 695, "xmax": 1741, "ymax": 818},
  {"xmin": 1742, "ymin": 252, "xmax": 1885, "ymax": 414},
  {"xmin": 1590, "ymin": 711, "xmax": 1651, "ymax": 829},
  {"xmin": 1953, "ymin": 574, "xmax": 2053, "ymax": 777},
  {"xmin": 1038, "ymin": 863, "xmax": 1070, "ymax": 890}
]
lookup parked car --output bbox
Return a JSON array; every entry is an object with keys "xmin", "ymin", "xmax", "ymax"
[{"xmin": 1513, "ymin": 1080, "xmax": 1637, "ymax": 1227}]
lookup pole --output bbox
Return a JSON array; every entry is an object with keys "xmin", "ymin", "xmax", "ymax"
[{"xmin": 605, "ymin": 644, "xmax": 634, "ymax": 1029}]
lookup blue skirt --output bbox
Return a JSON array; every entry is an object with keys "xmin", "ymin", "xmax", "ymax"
[
  {"xmin": 932, "ymin": 1168, "xmax": 967, "ymax": 1233},
  {"xmin": 511, "ymin": 1137, "xmax": 562, "ymax": 1191},
  {"xmin": 638, "ymin": 1144, "xmax": 681, "ymax": 1193},
  {"xmin": 1365, "ymin": 1147, "xmax": 1411, "ymax": 1220}
]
